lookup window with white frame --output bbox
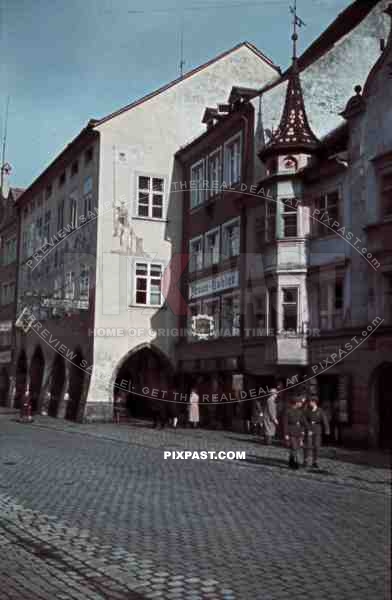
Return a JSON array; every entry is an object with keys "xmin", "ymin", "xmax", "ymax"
[
  {"xmin": 134, "ymin": 263, "xmax": 163, "ymax": 306},
  {"xmin": 203, "ymin": 297, "xmax": 220, "ymax": 337},
  {"xmin": 319, "ymin": 276, "xmax": 344, "ymax": 330},
  {"xmin": 282, "ymin": 287, "xmax": 299, "ymax": 331},
  {"xmin": 204, "ymin": 228, "xmax": 220, "ymax": 267},
  {"xmin": 190, "ymin": 160, "xmax": 204, "ymax": 209},
  {"xmin": 265, "ymin": 200, "xmax": 276, "ymax": 241},
  {"xmin": 137, "ymin": 175, "xmax": 164, "ymax": 219},
  {"xmin": 189, "ymin": 236, "xmax": 203, "ymax": 272},
  {"xmin": 79, "ymin": 265, "xmax": 90, "ymax": 300},
  {"xmin": 225, "ymin": 134, "xmax": 241, "ymax": 185},
  {"xmin": 208, "ymin": 149, "xmax": 222, "ymax": 196},
  {"xmin": 65, "ymin": 271, "xmax": 75, "ymax": 300},
  {"xmin": 314, "ymin": 191, "xmax": 339, "ymax": 237},
  {"xmin": 222, "ymin": 294, "xmax": 240, "ymax": 336},
  {"xmin": 222, "ymin": 218, "xmax": 240, "ymax": 259},
  {"xmin": 281, "ymin": 198, "xmax": 298, "ymax": 238}
]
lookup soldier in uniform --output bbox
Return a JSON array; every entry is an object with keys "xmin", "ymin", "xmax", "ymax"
[
  {"xmin": 283, "ymin": 397, "xmax": 306, "ymax": 469},
  {"xmin": 303, "ymin": 397, "xmax": 330, "ymax": 468}
]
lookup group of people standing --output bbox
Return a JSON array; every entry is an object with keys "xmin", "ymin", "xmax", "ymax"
[
  {"xmin": 256, "ymin": 389, "xmax": 330, "ymax": 469},
  {"xmin": 114, "ymin": 386, "xmax": 331, "ymax": 469}
]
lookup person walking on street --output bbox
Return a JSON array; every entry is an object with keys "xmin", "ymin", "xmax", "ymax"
[
  {"xmin": 264, "ymin": 388, "xmax": 278, "ymax": 445},
  {"xmin": 303, "ymin": 397, "xmax": 330, "ymax": 468},
  {"xmin": 188, "ymin": 387, "xmax": 200, "ymax": 428},
  {"xmin": 283, "ymin": 397, "xmax": 306, "ymax": 469}
]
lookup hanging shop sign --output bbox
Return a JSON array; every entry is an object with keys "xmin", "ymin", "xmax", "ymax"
[{"xmin": 191, "ymin": 314, "xmax": 215, "ymax": 340}]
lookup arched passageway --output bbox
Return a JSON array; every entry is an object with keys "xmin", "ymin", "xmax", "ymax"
[
  {"xmin": 29, "ymin": 346, "xmax": 45, "ymax": 413},
  {"xmin": 113, "ymin": 346, "xmax": 174, "ymax": 421},
  {"xmin": 49, "ymin": 354, "xmax": 65, "ymax": 417},
  {"xmin": 15, "ymin": 350, "xmax": 28, "ymax": 409},
  {"xmin": 0, "ymin": 367, "xmax": 9, "ymax": 406},
  {"xmin": 66, "ymin": 348, "xmax": 85, "ymax": 421},
  {"xmin": 372, "ymin": 363, "xmax": 392, "ymax": 450}
]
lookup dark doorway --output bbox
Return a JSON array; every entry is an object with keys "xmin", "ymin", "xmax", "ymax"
[
  {"xmin": 15, "ymin": 350, "xmax": 27, "ymax": 409},
  {"xmin": 29, "ymin": 346, "xmax": 45, "ymax": 413},
  {"xmin": 49, "ymin": 354, "xmax": 65, "ymax": 417},
  {"xmin": 0, "ymin": 367, "xmax": 9, "ymax": 406},
  {"xmin": 114, "ymin": 346, "xmax": 173, "ymax": 420},
  {"xmin": 66, "ymin": 348, "xmax": 85, "ymax": 421}
]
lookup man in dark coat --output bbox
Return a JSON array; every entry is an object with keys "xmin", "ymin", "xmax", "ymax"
[
  {"xmin": 283, "ymin": 397, "xmax": 306, "ymax": 469},
  {"xmin": 303, "ymin": 398, "xmax": 330, "ymax": 468}
]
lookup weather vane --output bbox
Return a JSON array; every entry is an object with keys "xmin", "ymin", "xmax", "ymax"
[{"xmin": 289, "ymin": 0, "xmax": 306, "ymax": 60}]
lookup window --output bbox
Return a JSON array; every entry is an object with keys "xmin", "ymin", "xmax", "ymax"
[
  {"xmin": 282, "ymin": 288, "xmax": 298, "ymax": 331},
  {"xmin": 319, "ymin": 276, "xmax": 344, "ymax": 330},
  {"xmin": 222, "ymin": 294, "xmax": 240, "ymax": 336},
  {"xmin": 57, "ymin": 200, "xmax": 64, "ymax": 231},
  {"xmin": 203, "ymin": 298, "xmax": 220, "ymax": 337},
  {"xmin": 189, "ymin": 236, "xmax": 203, "ymax": 272},
  {"xmin": 135, "ymin": 263, "xmax": 163, "ymax": 306},
  {"xmin": 83, "ymin": 176, "xmax": 93, "ymax": 216},
  {"xmin": 222, "ymin": 218, "xmax": 240, "ymax": 259},
  {"xmin": 268, "ymin": 287, "xmax": 277, "ymax": 334},
  {"xmin": 383, "ymin": 274, "xmax": 392, "ymax": 322},
  {"xmin": 85, "ymin": 147, "xmax": 93, "ymax": 165},
  {"xmin": 314, "ymin": 191, "xmax": 339, "ymax": 236},
  {"xmin": 208, "ymin": 150, "xmax": 221, "ymax": 196},
  {"xmin": 281, "ymin": 198, "xmax": 298, "ymax": 238},
  {"xmin": 71, "ymin": 160, "xmax": 79, "ymax": 177},
  {"xmin": 2, "ymin": 237, "xmax": 16, "ymax": 265},
  {"xmin": 204, "ymin": 228, "xmax": 220, "ymax": 267},
  {"xmin": 70, "ymin": 193, "xmax": 78, "ymax": 228},
  {"xmin": 253, "ymin": 294, "xmax": 266, "ymax": 330},
  {"xmin": 225, "ymin": 134, "xmax": 241, "ymax": 185},
  {"xmin": 137, "ymin": 175, "xmax": 164, "ymax": 219},
  {"xmin": 59, "ymin": 171, "xmax": 66, "ymax": 187},
  {"xmin": 266, "ymin": 201, "xmax": 276, "ymax": 241},
  {"xmin": 53, "ymin": 277, "xmax": 62, "ymax": 299},
  {"xmin": 43, "ymin": 210, "xmax": 51, "ymax": 243},
  {"xmin": 45, "ymin": 184, "xmax": 52, "ymax": 200},
  {"xmin": 65, "ymin": 271, "xmax": 75, "ymax": 299},
  {"xmin": 381, "ymin": 172, "xmax": 392, "ymax": 217},
  {"xmin": 190, "ymin": 161, "xmax": 204, "ymax": 209},
  {"xmin": 79, "ymin": 265, "xmax": 89, "ymax": 300}
]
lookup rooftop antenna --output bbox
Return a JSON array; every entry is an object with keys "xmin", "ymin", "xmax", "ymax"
[{"xmin": 179, "ymin": 15, "xmax": 186, "ymax": 78}]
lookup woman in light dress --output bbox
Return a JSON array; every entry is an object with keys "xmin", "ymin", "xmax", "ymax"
[{"xmin": 188, "ymin": 387, "xmax": 200, "ymax": 428}]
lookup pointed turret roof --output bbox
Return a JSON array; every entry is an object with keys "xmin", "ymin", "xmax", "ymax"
[{"xmin": 259, "ymin": 4, "xmax": 319, "ymax": 161}]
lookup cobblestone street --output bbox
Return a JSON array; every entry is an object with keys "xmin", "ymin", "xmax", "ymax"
[{"xmin": 0, "ymin": 414, "xmax": 390, "ymax": 599}]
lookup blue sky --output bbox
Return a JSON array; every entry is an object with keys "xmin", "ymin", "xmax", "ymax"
[{"xmin": 1, "ymin": 0, "xmax": 352, "ymax": 188}]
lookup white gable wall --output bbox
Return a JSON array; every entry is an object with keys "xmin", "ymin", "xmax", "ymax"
[{"xmin": 87, "ymin": 45, "xmax": 279, "ymax": 413}]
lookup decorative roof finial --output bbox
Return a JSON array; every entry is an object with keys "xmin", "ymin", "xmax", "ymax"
[
  {"xmin": 258, "ymin": 2, "xmax": 318, "ymax": 161},
  {"xmin": 289, "ymin": 0, "xmax": 306, "ymax": 62}
]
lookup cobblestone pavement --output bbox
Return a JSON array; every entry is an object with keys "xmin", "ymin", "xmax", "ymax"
[{"xmin": 0, "ymin": 415, "xmax": 390, "ymax": 600}]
